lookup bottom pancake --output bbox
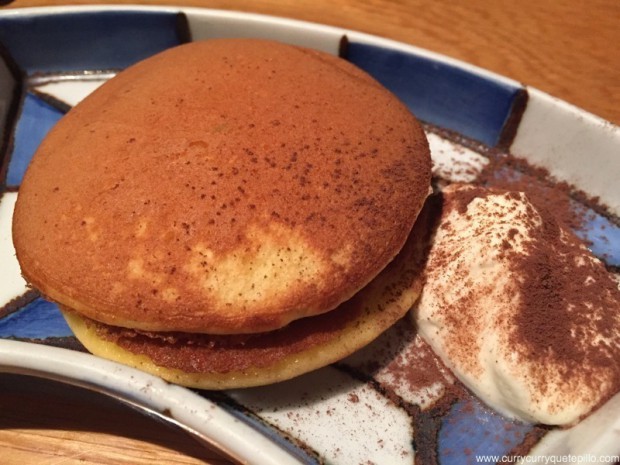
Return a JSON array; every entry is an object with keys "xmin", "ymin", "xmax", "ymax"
[{"xmin": 61, "ymin": 204, "xmax": 433, "ymax": 390}]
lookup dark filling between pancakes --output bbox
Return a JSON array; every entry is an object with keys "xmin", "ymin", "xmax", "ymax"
[{"xmin": 82, "ymin": 291, "xmax": 367, "ymax": 374}]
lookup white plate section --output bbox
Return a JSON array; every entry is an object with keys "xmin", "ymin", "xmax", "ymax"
[
  {"xmin": 185, "ymin": 8, "xmax": 343, "ymax": 55},
  {"xmin": 344, "ymin": 327, "xmax": 455, "ymax": 410},
  {"xmin": 34, "ymin": 78, "xmax": 111, "ymax": 108},
  {"xmin": 228, "ymin": 366, "xmax": 414, "ymax": 465},
  {"xmin": 511, "ymin": 88, "xmax": 620, "ymax": 216},
  {"xmin": 426, "ymin": 132, "xmax": 490, "ymax": 182},
  {"xmin": 0, "ymin": 193, "xmax": 29, "ymax": 306}
]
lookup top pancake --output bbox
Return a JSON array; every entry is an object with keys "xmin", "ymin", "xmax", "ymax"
[{"xmin": 13, "ymin": 38, "xmax": 431, "ymax": 334}]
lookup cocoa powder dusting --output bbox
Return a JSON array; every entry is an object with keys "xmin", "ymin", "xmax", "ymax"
[
  {"xmin": 511, "ymin": 201, "xmax": 620, "ymax": 398},
  {"xmin": 441, "ymin": 183, "xmax": 620, "ymax": 416},
  {"xmin": 478, "ymin": 154, "xmax": 596, "ymax": 233}
]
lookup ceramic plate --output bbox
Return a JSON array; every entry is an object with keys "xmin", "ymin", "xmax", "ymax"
[{"xmin": 0, "ymin": 6, "xmax": 619, "ymax": 464}]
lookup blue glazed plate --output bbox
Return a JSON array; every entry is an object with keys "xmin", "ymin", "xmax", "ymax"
[{"xmin": 0, "ymin": 6, "xmax": 618, "ymax": 464}]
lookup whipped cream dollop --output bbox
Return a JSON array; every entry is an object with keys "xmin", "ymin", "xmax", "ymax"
[{"xmin": 414, "ymin": 184, "xmax": 620, "ymax": 425}]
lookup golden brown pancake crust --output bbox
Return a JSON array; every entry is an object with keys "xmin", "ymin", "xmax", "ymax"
[
  {"xmin": 60, "ymin": 204, "xmax": 433, "ymax": 389},
  {"xmin": 13, "ymin": 39, "xmax": 431, "ymax": 334}
]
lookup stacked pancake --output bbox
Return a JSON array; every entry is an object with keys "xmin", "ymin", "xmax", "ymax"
[{"xmin": 12, "ymin": 39, "xmax": 432, "ymax": 389}]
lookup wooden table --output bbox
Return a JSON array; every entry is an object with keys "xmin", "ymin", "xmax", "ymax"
[{"xmin": 0, "ymin": 1, "xmax": 618, "ymax": 464}]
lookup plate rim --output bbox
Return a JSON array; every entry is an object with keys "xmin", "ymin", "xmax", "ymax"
[{"xmin": 1, "ymin": 3, "xmax": 616, "ymax": 130}]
